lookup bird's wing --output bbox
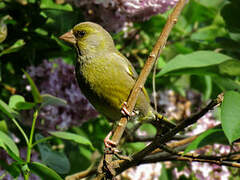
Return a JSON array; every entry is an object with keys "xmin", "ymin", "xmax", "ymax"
[
  {"xmin": 114, "ymin": 51, "xmax": 138, "ymax": 80},
  {"xmin": 113, "ymin": 51, "xmax": 150, "ymax": 103}
]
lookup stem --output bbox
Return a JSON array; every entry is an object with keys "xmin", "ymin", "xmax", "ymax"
[
  {"xmin": 32, "ymin": 136, "xmax": 53, "ymax": 147},
  {"xmin": 25, "ymin": 109, "xmax": 39, "ymax": 180},
  {"xmin": 26, "ymin": 109, "xmax": 38, "ymax": 162},
  {"xmin": 11, "ymin": 118, "xmax": 29, "ymax": 145},
  {"xmin": 23, "ymin": 173, "xmax": 28, "ymax": 180}
]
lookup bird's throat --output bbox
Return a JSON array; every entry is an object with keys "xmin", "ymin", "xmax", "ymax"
[{"xmin": 75, "ymin": 44, "xmax": 82, "ymax": 56}]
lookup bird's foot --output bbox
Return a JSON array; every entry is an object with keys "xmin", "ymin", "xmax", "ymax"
[
  {"xmin": 121, "ymin": 102, "xmax": 135, "ymax": 117},
  {"xmin": 104, "ymin": 131, "xmax": 116, "ymax": 149},
  {"xmin": 104, "ymin": 131, "xmax": 120, "ymax": 154}
]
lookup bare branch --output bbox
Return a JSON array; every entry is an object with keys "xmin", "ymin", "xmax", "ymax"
[{"xmin": 115, "ymin": 94, "xmax": 223, "ymax": 175}]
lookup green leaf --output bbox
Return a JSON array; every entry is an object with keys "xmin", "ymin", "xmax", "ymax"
[
  {"xmin": 183, "ymin": 0, "xmax": 215, "ymax": 24},
  {"xmin": 29, "ymin": 162, "xmax": 63, "ymax": 180},
  {"xmin": 0, "ymin": 99, "xmax": 14, "ymax": 119},
  {"xmin": 43, "ymin": 9, "xmax": 81, "ymax": 36},
  {"xmin": 40, "ymin": 0, "xmax": 72, "ymax": 11},
  {"xmin": 0, "ymin": 131, "xmax": 19, "ymax": 157},
  {"xmin": 0, "ymin": 39, "xmax": 25, "ymax": 57},
  {"xmin": 0, "ymin": 120, "xmax": 8, "ymax": 133},
  {"xmin": 23, "ymin": 70, "xmax": 42, "ymax": 103},
  {"xmin": 50, "ymin": 131, "xmax": 94, "ymax": 150},
  {"xmin": 191, "ymin": 25, "xmax": 226, "ymax": 42},
  {"xmin": 5, "ymin": 146, "xmax": 25, "ymax": 163},
  {"xmin": 221, "ymin": 91, "xmax": 240, "ymax": 143},
  {"xmin": 219, "ymin": 59, "xmax": 240, "ymax": 76},
  {"xmin": 0, "ymin": 160, "xmax": 21, "ymax": 178},
  {"xmin": 36, "ymin": 134, "xmax": 70, "ymax": 174},
  {"xmin": 159, "ymin": 164, "xmax": 169, "ymax": 180},
  {"xmin": 9, "ymin": 95, "xmax": 25, "ymax": 109},
  {"xmin": 0, "ymin": 16, "xmax": 7, "ymax": 43},
  {"xmin": 203, "ymin": 75, "xmax": 212, "ymax": 101},
  {"xmin": 41, "ymin": 94, "xmax": 67, "ymax": 107},
  {"xmin": 8, "ymin": 95, "xmax": 34, "ymax": 111},
  {"xmin": 123, "ymin": 142, "xmax": 146, "ymax": 154},
  {"xmin": 221, "ymin": 0, "xmax": 240, "ymax": 33},
  {"xmin": 15, "ymin": 102, "xmax": 36, "ymax": 110},
  {"xmin": 139, "ymin": 123, "xmax": 156, "ymax": 136},
  {"xmin": 213, "ymin": 76, "xmax": 240, "ymax": 91},
  {"xmin": 184, "ymin": 128, "xmax": 228, "ymax": 153},
  {"xmin": 198, "ymin": 0, "xmax": 225, "ymax": 8},
  {"xmin": 157, "ymin": 51, "xmax": 231, "ymax": 77},
  {"xmin": 157, "ymin": 56, "xmax": 166, "ymax": 69}
]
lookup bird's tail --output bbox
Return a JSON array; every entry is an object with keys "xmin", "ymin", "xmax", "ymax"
[
  {"xmin": 153, "ymin": 111, "xmax": 176, "ymax": 129},
  {"xmin": 141, "ymin": 107, "xmax": 176, "ymax": 129}
]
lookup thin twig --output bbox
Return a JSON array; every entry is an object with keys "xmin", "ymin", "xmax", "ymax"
[
  {"xmin": 127, "ymin": 133, "xmax": 191, "ymax": 143},
  {"xmin": 142, "ymin": 153, "xmax": 240, "ymax": 168},
  {"xmin": 115, "ymin": 94, "xmax": 223, "ymax": 175}
]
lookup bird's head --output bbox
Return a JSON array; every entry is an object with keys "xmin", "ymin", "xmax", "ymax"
[{"xmin": 60, "ymin": 22, "xmax": 115, "ymax": 55}]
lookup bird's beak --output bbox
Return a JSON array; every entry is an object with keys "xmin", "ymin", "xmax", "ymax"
[{"xmin": 59, "ymin": 30, "xmax": 76, "ymax": 44}]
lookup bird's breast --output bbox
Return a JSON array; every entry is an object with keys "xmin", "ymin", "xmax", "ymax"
[{"xmin": 75, "ymin": 56, "xmax": 132, "ymax": 119}]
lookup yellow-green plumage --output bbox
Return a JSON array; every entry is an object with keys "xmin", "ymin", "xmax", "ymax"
[{"xmin": 60, "ymin": 22, "xmax": 174, "ymax": 126}]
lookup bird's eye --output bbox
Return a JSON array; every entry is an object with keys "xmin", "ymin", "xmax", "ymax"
[{"xmin": 75, "ymin": 30, "xmax": 86, "ymax": 38}]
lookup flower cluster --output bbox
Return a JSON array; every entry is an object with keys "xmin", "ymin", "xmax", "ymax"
[
  {"xmin": 66, "ymin": 0, "xmax": 178, "ymax": 32},
  {"xmin": 24, "ymin": 59, "xmax": 98, "ymax": 130}
]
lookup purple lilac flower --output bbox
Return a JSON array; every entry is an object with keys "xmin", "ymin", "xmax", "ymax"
[
  {"xmin": 24, "ymin": 59, "xmax": 98, "ymax": 130},
  {"xmin": 119, "ymin": 0, "xmax": 179, "ymax": 21},
  {"xmin": 66, "ymin": 0, "xmax": 178, "ymax": 32}
]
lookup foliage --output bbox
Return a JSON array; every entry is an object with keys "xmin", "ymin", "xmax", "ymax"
[{"xmin": 0, "ymin": 0, "xmax": 240, "ymax": 179}]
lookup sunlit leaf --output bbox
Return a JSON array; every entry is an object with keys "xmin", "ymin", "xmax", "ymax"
[
  {"xmin": 0, "ymin": 39, "xmax": 25, "ymax": 57},
  {"xmin": 185, "ymin": 128, "xmax": 228, "ymax": 153},
  {"xmin": 9, "ymin": 95, "xmax": 25, "ymax": 109},
  {"xmin": 0, "ymin": 131, "xmax": 19, "ymax": 157},
  {"xmin": 157, "ymin": 51, "xmax": 232, "ymax": 77},
  {"xmin": 219, "ymin": 59, "xmax": 240, "ymax": 76},
  {"xmin": 15, "ymin": 102, "xmax": 36, "ymax": 110},
  {"xmin": 0, "ymin": 120, "xmax": 8, "ymax": 133},
  {"xmin": 0, "ymin": 99, "xmax": 14, "ymax": 119}
]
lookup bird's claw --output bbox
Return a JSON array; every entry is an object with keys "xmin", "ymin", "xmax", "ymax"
[
  {"xmin": 104, "ymin": 131, "xmax": 121, "ymax": 155},
  {"xmin": 121, "ymin": 102, "xmax": 135, "ymax": 117},
  {"xmin": 104, "ymin": 131, "xmax": 117, "ymax": 148}
]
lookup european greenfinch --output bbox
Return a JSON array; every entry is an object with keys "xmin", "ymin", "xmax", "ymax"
[{"xmin": 60, "ymin": 22, "xmax": 174, "ymax": 128}]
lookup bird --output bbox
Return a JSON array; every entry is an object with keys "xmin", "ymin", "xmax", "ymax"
[{"xmin": 59, "ymin": 22, "xmax": 175, "ymax": 142}]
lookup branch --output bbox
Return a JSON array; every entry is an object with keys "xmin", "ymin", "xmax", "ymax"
[
  {"xmin": 115, "ymin": 94, "xmax": 223, "ymax": 174},
  {"xmin": 109, "ymin": 0, "xmax": 187, "ymax": 148},
  {"xmin": 98, "ymin": 2, "xmax": 188, "ymax": 177},
  {"xmin": 127, "ymin": 134, "xmax": 191, "ymax": 142},
  {"xmin": 142, "ymin": 152, "xmax": 240, "ymax": 168}
]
